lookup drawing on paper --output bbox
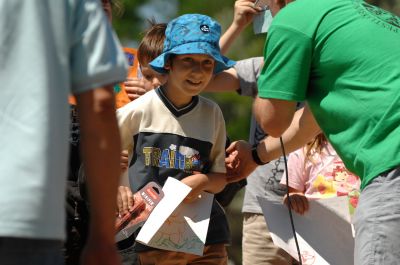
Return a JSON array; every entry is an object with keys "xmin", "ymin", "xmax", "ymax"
[
  {"xmin": 149, "ymin": 207, "xmax": 204, "ymax": 252},
  {"xmin": 301, "ymin": 250, "xmax": 317, "ymax": 265}
]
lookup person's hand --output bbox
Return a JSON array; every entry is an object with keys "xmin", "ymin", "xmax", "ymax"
[
  {"xmin": 116, "ymin": 185, "xmax": 134, "ymax": 216},
  {"xmin": 233, "ymin": 0, "xmax": 263, "ymax": 29},
  {"xmin": 225, "ymin": 140, "xmax": 257, "ymax": 183},
  {"xmin": 124, "ymin": 77, "xmax": 147, "ymax": 101},
  {"xmin": 283, "ymin": 192, "xmax": 309, "ymax": 215},
  {"xmin": 81, "ymin": 236, "xmax": 121, "ymax": 265},
  {"xmin": 181, "ymin": 174, "xmax": 208, "ymax": 203}
]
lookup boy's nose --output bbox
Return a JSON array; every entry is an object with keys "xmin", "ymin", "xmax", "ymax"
[{"xmin": 152, "ymin": 78, "xmax": 161, "ymax": 88}]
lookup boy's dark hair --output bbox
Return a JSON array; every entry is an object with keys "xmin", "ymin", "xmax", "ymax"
[{"xmin": 137, "ymin": 20, "xmax": 167, "ymax": 65}]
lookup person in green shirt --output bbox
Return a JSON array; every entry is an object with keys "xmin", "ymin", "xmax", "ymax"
[{"xmin": 226, "ymin": 0, "xmax": 400, "ymax": 264}]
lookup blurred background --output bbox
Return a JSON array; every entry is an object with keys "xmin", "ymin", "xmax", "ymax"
[{"xmin": 111, "ymin": 1, "xmax": 400, "ymax": 264}]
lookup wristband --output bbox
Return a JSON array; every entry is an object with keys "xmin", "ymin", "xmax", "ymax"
[{"xmin": 251, "ymin": 144, "xmax": 268, "ymax": 165}]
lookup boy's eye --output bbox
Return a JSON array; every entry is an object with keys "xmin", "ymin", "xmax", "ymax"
[
  {"xmin": 144, "ymin": 74, "xmax": 153, "ymax": 81},
  {"xmin": 203, "ymin": 60, "xmax": 214, "ymax": 66},
  {"xmin": 182, "ymin": 57, "xmax": 194, "ymax": 63}
]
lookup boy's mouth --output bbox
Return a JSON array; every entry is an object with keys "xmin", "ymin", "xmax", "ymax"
[{"xmin": 186, "ymin": 79, "xmax": 202, "ymax": 86}]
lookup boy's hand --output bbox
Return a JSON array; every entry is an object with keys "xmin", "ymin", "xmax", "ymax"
[
  {"xmin": 233, "ymin": 0, "xmax": 263, "ymax": 29},
  {"xmin": 283, "ymin": 193, "xmax": 309, "ymax": 215},
  {"xmin": 124, "ymin": 77, "xmax": 147, "ymax": 101},
  {"xmin": 116, "ymin": 185, "xmax": 134, "ymax": 216},
  {"xmin": 120, "ymin": 150, "xmax": 129, "ymax": 171}
]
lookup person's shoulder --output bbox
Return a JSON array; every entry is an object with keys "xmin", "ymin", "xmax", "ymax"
[
  {"xmin": 198, "ymin": 96, "xmax": 223, "ymax": 111},
  {"xmin": 117, "ymin": 89, "xmax": 157, "ymax": 113},
  {"xmin": 272, "ymin": 0, "xmax": 336, "ymax": 31}
]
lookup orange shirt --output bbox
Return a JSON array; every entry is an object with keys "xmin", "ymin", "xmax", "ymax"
[{"xmin": 69, "ymin": 47, "xmax": 139, "ymax": 109}]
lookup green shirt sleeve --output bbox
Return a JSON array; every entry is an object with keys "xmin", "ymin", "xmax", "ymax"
[{"xmin": 257, "ymin": 25, "xmax": 313, "ymax": 102}]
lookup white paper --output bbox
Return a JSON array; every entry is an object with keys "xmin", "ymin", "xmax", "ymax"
[
  {"xmin": 257, "ymin": 196, "xmax": 354, "ymax": 265},
  {"xmin": 253, "ymin": 10, "xmax": 273, "ymax": 34},
  {"xmin": 136, "ymin": 177, "xmax": 214, "ymax": 256}
]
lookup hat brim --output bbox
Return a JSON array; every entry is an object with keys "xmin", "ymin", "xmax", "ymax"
[{"xmin": 149, "ymin": 42, "xmax": 235, "ymax": 74}]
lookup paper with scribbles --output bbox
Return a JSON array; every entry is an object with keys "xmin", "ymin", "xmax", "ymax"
[{"xmin": 136, "ymin": 177, "xmax": 213, "ymax": 256}]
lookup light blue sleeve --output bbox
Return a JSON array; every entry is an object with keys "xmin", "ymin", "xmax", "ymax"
[
  {"xmin": 234, "ymin": 57, "xmax": 263, "ymax": 98},
  {"xmin": 70, "ymin": 0, "xmax": 128, "ymax": 94}
]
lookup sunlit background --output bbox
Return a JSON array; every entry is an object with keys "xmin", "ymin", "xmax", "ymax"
[{"xmin": 111, "ymin": 1, "xmax": 400, "ymax": 263}]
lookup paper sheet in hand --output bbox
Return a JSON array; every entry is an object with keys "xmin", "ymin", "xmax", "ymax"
[
  {"xmin": 253, "ymin": 10, "xmax": 273, "ymax": 34},
  {"xmin": 257, "ymin": 196, "xmax": 354, "ymax": 265},
  {"xmin": 136, "ymin": 177, "xmax": 214, "ymax": 256}
]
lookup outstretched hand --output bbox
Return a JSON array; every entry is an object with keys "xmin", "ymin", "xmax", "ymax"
[
  {"xmin": 225, "ymin": 140, "xmax": 258, "ymax": 183},
  {"xmin": 124, "ymin": 77, "xmax": 148, "ymax": 101},
  {"xmin": 233, "ymin": 0, "xmax": 263, "ymax": 29}
]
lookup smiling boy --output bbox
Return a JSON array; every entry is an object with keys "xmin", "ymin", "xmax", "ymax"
[{"xmin": 116, "ymin": 14, "xmax": 235, "ymax": 264}]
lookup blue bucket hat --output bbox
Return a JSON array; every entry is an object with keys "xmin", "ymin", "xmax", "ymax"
[{"xmin": 150, "ymin": 14, "xmax": 236, "ymax": 74}]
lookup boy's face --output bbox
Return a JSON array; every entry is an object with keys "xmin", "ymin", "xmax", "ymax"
[
  {"xmin": 140, "ymin": 62, "xmax": 167, "ymax": 91},
  {"xmin": 165, "ymin": 54, "xmax": 215, "ymax": 97}
]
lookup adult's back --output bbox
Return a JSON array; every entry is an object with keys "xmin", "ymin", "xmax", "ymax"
[
  {"xmin": 258, "ymin": 0, "xmax": 400, "ymax": 188},
  {"xmin": 253, "ymin": 0, "xmax": 400, "ymax": 263}
]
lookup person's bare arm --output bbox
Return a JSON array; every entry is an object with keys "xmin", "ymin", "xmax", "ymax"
[
  {"xmin": 181, "ymin": 172, "xmax": 227, "ymax": 203},
  {"xmin": 205, "ymin": 68, "xmax": 241, "ymax": 92},
  {"xmin": 226, "ymin": 105, "xmax": 321, "ymax": 182},
  {"xmin": 76, "ymin": 86, "xmax": 121, "ymax": 265},
  {"xmin": 219, "ymin": 0, "xmax": 261, "ymax": 54},
  {"xmin": 253, "ymin": 97, "xmax": 298, "ymax": 137},
  {"xmin": 257, "ymin": 104, "xmax": 321, "ymax": 162}
]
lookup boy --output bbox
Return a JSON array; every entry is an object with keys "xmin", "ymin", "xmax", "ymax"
[
  {"xmin": 117, "ymin": 14, "xmax": 235, "ymax": 264},
  {"xmin": 123, "ymin": 22, "xmax": 168, "ymax": 102}
]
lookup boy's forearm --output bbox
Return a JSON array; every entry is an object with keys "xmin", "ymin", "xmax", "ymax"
[
  {"xmin": 201, "ymin": 172, "xmax": 228, "ymax": 194},
  {"xmin": 76, "ymin": 87, "xmax": 121, "ymax": 241}
]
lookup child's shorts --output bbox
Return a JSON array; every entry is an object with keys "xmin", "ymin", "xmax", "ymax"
[{"xmin": 138, "ymin": 243, "xmax": 228, "ymax": 265}]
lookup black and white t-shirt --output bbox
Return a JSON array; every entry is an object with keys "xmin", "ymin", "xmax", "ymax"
[{"xmin": 117, "ymin": 87, "xmax": 230, "ymax": 249}]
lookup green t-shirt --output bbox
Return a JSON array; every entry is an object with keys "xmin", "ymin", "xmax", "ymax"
[{"xmin": 257, "ymin": 0, "xmax": 400, "ymax": 189}]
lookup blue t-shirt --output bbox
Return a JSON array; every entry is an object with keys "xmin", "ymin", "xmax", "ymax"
[{"xmin": 0, "ymin": 0, "xmax": 127, "ymax": 240}]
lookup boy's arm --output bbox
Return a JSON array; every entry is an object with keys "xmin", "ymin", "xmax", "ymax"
[
  {"xmin": 75, "ymin": 86, "xmax": 121, "ymax": 265},
  {"xmin": 205, "ymin": 57, "xmax": 263, "ymax": 93},
  {"xmin": 219, "ymin": 0, "xmax": 261, "ymax": 54},
  {"xmin": 181, "ymin": 173, "xmax": 227, "ymax": 202},
  {"xmin": 181, "ymin": 103, "xmax": 228, "ymax": 202}
]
